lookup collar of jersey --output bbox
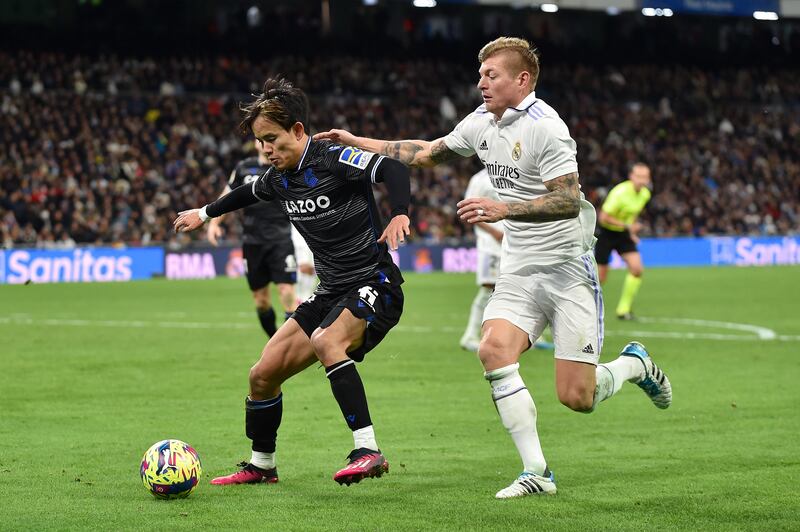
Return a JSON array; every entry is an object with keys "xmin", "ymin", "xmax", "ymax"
[
  {"xmin": 497, "ymin": 91, "xmax": 538, "ymax": 124},
  {"xmin": 295, "ymin": 137, "xmax": 312, "ymax": 171}
]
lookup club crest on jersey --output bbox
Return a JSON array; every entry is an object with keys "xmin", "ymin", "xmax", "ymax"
[
  {"xmin": 339, "ymin": 147, "xmax": 374, "ymax": 170},
  {"xmin": 304, "ymin": 168, "xmax": 319, "ymax": 187},
  {"xmin": 512, "ymin": 142, "xmax": 522, "ymax": 161}
]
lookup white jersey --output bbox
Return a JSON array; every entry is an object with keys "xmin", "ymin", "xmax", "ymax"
[
  {"xmin": 464, "ymin": 169, "xmax": 503, "ymax": 256},
  {"xmin": 445, "ymin": 91, "xmax": 596, "ymax": 271}
]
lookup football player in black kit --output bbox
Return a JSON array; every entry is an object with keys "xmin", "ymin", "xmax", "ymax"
[
  {"xmin": 174, "ymin": 78, "xmax": 411, "ymax": 487},
  {"xmin": 206, "ymin": 142, "xmax": 298, "ymax": 337}
]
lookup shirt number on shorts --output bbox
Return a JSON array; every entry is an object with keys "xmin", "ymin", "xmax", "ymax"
[{"xmin": 358, "ymin": 286, "xmax": 379, "ymax": 307}]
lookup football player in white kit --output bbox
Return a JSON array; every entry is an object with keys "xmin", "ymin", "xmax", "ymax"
[{"xmin": 315, "ymin": 37, "xmax": 672, "ymax": 498}]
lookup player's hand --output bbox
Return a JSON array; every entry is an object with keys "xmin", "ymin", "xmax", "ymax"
[
  {"xmin": 173, "ymin": 209, "xmax": 204, "ymax": 233},
  {"xmin": 378, "ymin": 214, "xmax": 411, "ymax": 251},
  {"xmin": 206, "ymin": 222, "xmax": 223, "ymax": 246},
  {"xmin": 457, "ymin": 198, "xmax": 507, "ymax": 224},
  {"xmin": 313, "ymin": 128, "xmax": 359, "ymax": 146},
  {"xmin": 631, "ymin": 233, "xmax": 641, "ymax": 245}
]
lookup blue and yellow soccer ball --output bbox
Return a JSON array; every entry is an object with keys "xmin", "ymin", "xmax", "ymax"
[{"xmin": 140, "ymin": 439, "xmax": 202, "ymax": 499}]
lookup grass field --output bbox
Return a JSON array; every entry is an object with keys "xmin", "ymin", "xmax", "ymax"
[{"xmin": 2, "ymin": 267, "xmax": 800, "ymax": 531}]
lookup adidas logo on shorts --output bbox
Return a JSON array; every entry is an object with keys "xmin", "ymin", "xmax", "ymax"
[
  {"xmin": 478, "ymin": 140, "xmax": 488, "ymax": 150},
  {"xmin": 582, "ymin": 344, "xmax": 594, "ymax": 354}
]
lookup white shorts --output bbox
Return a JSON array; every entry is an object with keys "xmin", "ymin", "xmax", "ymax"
[
  {"xmin": 291, "ymin": 228, "xmax": 314, "ymax": 267},
  {"xmin": 476, "ymin": 251, "xmax": 501, "ymax": 286},
  {"xmin": 484, "ymin": 252, "xmax": 604, "ymax": 364}
]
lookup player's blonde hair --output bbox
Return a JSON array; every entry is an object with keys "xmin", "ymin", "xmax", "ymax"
[{"xmin": 478, "ymin": 37, "xmax": 540, "ymax": 91}]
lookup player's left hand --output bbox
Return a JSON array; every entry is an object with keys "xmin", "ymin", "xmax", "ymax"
[
  {"xmin": 378, "ymin": 214, "xmax": 411, "ymax": 250},
  {"xmin": 457, "ymin": 198, "xmax": 507, "ymax": 224},
  {"xmin": 173, "ymin": 209, "xmax": 204, "ymax": 233}
]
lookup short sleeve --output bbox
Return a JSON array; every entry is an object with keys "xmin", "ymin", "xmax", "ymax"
[
  {"xmin": 444, "ymin": 114, "xmax": 480, "ymax": 157},
  {"xmin": 534, "ymin": 118, "xmax": 579, "ymax": 182},
  {"xmin": 327, "ymin": 145, "xmax": 383, "ymax": 183},
  {"xmin": 601, "ymin": 184, "xmax": 623, "ymax": 214}
]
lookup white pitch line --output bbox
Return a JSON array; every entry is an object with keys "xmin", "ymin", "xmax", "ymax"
[
  {"xmin": 635, "ymin": 316, "xmax": 777, "ymax": 340},
  {"xmin": 1, "ymin": 316, "xmax": 799, "ymax": 342}
]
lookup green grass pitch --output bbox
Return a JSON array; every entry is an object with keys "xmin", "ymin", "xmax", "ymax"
[{"xmin": 2, "ymin": 267, "xmax": 799, "ymax": 530}]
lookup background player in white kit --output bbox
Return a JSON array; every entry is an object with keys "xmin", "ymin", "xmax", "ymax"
[
  {"xmin": 317, "ymin": 36, "xmax": 672, "ymax": 499},
  {"xmin": 460, "ymin": 168, "xmax": 553, "ymax": 352}
]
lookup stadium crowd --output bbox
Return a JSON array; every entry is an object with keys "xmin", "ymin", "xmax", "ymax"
[{"xmin": 1, "ymin": 50, "xmax": 798, "ymax": 248}]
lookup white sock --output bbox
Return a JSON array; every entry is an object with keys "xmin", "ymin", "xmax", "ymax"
[
  {"xmin": 593, "ymin": 356, "xmax": 645, "ymax": 406},
  {"xmin": 250, "ymin": 451, "xmax": 275, "ymax": 470},
  {"xmin": 485, "ymin": 363, "xmax": 547, "ymax": 476},
  {"xmin": 462, "ymin": 286, "xmax": 491, "ymax": 343},
  {"xmin": 296, "ymin": 271, "xmax": 317, "ymax": 302},
  {"xmin": 353, "ymin": 425, "xmax": 378, "ymax": 452}
]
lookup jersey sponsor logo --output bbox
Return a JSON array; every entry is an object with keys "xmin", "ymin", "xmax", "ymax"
[
  {"xmin": 339, "ymin": 147, "xmax": 374, "ymax": 170},
  {"xmin": 482, "ymin": 160, "xmax": 520, "ymax": 180},
  {"xmin": 489, "ymin": 176, "xmax": 517, "ymax": 190},
  {"xmin": 478, "ymin": 140, "xmax": 489, "ymax": 150},
  {"xmin": 512, "ymin": 141, "xmax": 522, "ymax": 161},
  {"xmin": 283, "ymin": 195, "xmax": 331, "ymax": 214}
]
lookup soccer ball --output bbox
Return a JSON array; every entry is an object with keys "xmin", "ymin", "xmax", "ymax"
[{"xmin": 140, "ymin": 439, "xmax": 202, "ymax": 499}]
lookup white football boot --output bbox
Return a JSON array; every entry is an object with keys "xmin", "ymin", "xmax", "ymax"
[{"xmin": 495, "ymin": 469, "xmax": 557, "ymax": 499}]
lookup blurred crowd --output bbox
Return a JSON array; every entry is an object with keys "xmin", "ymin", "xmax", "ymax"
[{"xmin": 1, "ymin": 50, "xmax": 798, "ymax": 248}]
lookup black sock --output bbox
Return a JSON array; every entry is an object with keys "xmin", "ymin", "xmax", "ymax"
[
  {"xmin": 245, "ymin": 394, "xmax": 283, "ymax": 453},
  {"xmin": 325, "ymin": 360, "xmax": 372, "ymax": 431},
  {"xmin": 257, "ymin": 308, "xmax": 277, "ymax": 337}
]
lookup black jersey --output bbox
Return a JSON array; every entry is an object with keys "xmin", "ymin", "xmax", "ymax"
[
  {"xmin": 228, "ymin": 157, "xmax": 291, "ymax": 245},
  {"xmin": 252, "ymin": 139, "xmax": 401, "ymax": 294}
]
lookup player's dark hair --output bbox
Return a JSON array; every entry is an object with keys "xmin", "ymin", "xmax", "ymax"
[{"xmin": 239, "ymin": 77, "xmax": 310, "ymax": 135}]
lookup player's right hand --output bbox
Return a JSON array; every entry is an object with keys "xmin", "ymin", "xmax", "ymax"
[
  {"xmin": 313, "ymin": 128, "xmax": 358, "ymax": 146},
  {"xmin": 173, "ymin": 209, "xmax": 204, "ymax": 233},
  {"xmin": 206, "ymin": 223, "xmax": 222, "ymax": 246}
]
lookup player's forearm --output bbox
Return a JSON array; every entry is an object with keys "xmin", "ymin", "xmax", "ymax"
[
  {"xmin": 205, "ymin": 184, "xmax": 259, "ymax": 218},
  {"xmin": 504, "ymin": 191, "xmax": 580, "ymax": 223},
  {"xmin": 352, "ymin": 137, "xmax": 434, "ymax": 167}
]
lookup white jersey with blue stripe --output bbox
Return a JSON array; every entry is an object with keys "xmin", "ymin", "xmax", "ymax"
[{"xmin": 444, "ymin": 91, "xmax": 596, "ymax": 271}]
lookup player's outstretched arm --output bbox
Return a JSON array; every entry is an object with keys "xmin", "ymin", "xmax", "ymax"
[
  {"xmin": 173, "ymin": 183, "xmax": 260, "ymax": 233},
  {"xmin": 314, "ymin": 129, "xmax": 462, "ymax": 168},
  {"xmin": 373, "ymin": 158, "xmax": 412, "ymax": 250},
  {"xmin": 457, "ymin": 172, "xmax": 581, "ymax": 224}
]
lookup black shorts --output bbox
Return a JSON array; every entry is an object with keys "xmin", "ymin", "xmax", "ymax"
[
  {"xmin": 291, "ymin": 267, "xmax": 404, "ymax": 362},
  {"xmin": 594, "ymin": 226, "xmax": 638, "ymax": 265},
  {"xmin": 243, "ymin": 241, "xmax": 296, "ymax": 291}
]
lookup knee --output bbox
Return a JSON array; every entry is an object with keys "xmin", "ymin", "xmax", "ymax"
[
  {"xmin": 478, "ymin": 335, "xmax": 510, "ymax": 369},
  {"xmin": 629, "ymin": 265, "xmax": 644, "ymax": 278},
  {"xmin": 253, "ymin": 294, "xmax": 271, "ymax": 312},
  {"xmin": 558, "ymin": 385, "xmax": 595, "ymax": 413},
  {"xmin": 249, "ymin": 362, "xmax": 279, "ymax": 395},
  {"xmin": 310, "ymin": 328, "xmax": 338, "ymax": 363},
  {"xmin": 277, "ymin": 283, "xmax": 294, "ymax": 298}
]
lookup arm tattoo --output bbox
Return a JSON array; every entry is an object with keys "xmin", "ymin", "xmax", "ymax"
[
  {"xmin": 379, "ymin": 141, "xmax": 425, "ymax": 166},
  {"xmin": 505, "ymin": 172, "xmax": 581, "ymax": 222},
  {"xmin": 428, "ymin": 140, "xmax": 462, "ymax": 165}
]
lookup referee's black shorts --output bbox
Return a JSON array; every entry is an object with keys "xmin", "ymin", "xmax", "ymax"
[{"xmin": 594, "ymin": 226, "xmax": 638, "ymax": 265}]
